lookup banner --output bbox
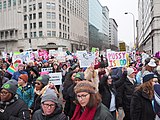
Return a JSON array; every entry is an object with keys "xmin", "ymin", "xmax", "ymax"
[
  {"xmin": 49, "ymin": 50, "xmax": 66, "ymax": 62},
  {"xmin": 41, "ymin": 67, "xmax": 53, "ymax": 73},
  {"xmin": 77, "ymin": 51, "xmax": 96, "ymax": 68},
  {"xmin": 107, "ymin": 52, "xmax": 127, "ymax": 67},
  {"xmin": 49, "ymin": 72, "xmax": 62, "ymax": 85}
]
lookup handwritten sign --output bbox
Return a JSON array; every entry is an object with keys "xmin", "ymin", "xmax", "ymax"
[
  {"xmin": 107, "ymin": 52, "xmax": 127, "ymax": 67},
  {"xmin": 77, "ymin": 51, "xmax": 96, "ymax": 68},
  {"xmin": 41, "ymin": 67, "xmax": 53, "ymax": 73},
  {"xmin": 49, "ymin": 72, "xmax": 62, "ymax": 85},
  {"xmin": 38, "ymin": 50, "xmax": 49, "ymax": 60}
]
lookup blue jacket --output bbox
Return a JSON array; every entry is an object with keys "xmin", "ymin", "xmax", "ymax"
[
  {"xmin": 17, "ymin": 84, "xmax": 34, "ymax": 108},
  {"xmin": 12, "ymin": 70, "xmax": 28, "ymax": 81}
]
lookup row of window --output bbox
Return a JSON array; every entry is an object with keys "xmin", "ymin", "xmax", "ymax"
[
  {"xmin": 59, "ymin": 23, "xmax": 69, "ymax": 32},
  {"xmin": 23, "ymin": 3, "xmax": 42, "ymax": 12},
  {"xmin": 59, "ymin": 5, "xmax": 69, "ymax": 16},
  {"xmin": 0, "ymin": 0, "xmax": 16, "ymax": 9},
  {"xmin": 24, "ymin": 12, "xmax": 42, "ymax": 21},
  {"xmin": 59, "ymin": 14, "xmax": 69, "ymax": 24}
]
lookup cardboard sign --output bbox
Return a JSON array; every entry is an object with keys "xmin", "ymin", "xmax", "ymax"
[
  {"xmin": 107, "ymin": 52, "xmax": 127, "ymax": 67},
  {"xmin": 49, "ymin": 50, "xmax": 66, "ymax": 62},
  {"xmin": 41, "ymin": 67, "xmax": 53, "ymax": 73},
  {"xmin": 77, "ymin": 51, "xmax": 96, "ymax": 68},
  {"xmin": 49, "ymin": 72, "xmax": 62, "ymax": 85}
]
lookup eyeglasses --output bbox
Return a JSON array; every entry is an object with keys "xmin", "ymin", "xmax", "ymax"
[
  {"xmin": 35, "ymin": 82, "xmax": 41, "ymax": 85},
  {"xmin": 77, "ymin": 94, "xmax": 89, "ymax": 100},
  {"xmin": 43, "ymin": 103, "xmax": 55, "ymax": 108},
  {"xmin": 0, "ymin": 91, "xmax": 10, "ymax": 95}
]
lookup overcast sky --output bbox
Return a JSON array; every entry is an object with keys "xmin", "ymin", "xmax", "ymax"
[{"xmin": 98, "ymin": 0, "xmax": 138, "ymax": 46}]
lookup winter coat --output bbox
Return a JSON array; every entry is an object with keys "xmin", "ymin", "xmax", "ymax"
[
  {"xmin": 32, "ymin": 104, "xmax": 67, "ymax": 120},
  {"xmin": 130, "ymin": 89, "xmax": 156, "ymax": 120},
  {"xmin": 17, "ymin": 83, "xmax": 34, "ymax": 108},
  {"xmin": 32, "ymin": 93, "xmax": 42, "ymax": 113},
  {"xmin": 99, "ymin": 76, "xmax": 117, "ymax": 109},
  {"xmin": 64, "ymin": 84, "xmax": 76, "ymax": 118},
  {"xmin": 93, "ymin": 103, "xmax": 113, "ymax": 120},
  {"xmin": 11, "ymin": 70, "xmax": 28, "ymax": 81},
  {"xmin": 0, "ymin": 98, "xmax": 30, "ymax": 120},
  {"xmin": 111, "ymin": 67, "xmax": 122, "ymax": 82},
  {"xmin": 119, "ymin": 77, "xmax": 137, "ymax": 111}
]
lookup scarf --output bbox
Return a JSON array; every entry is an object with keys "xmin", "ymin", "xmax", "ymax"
[
  {"xmin": 0, "ymin": 95, "xmax": 18, "ymax": 112},
  {"xmin": 71, "ymin": 104, "xmax": 97, "ymax": 120}
]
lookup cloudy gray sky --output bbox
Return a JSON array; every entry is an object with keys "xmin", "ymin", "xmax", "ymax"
[{"xmin": 98, "ymin": 0, "xmax": 138, "ymax": 46}]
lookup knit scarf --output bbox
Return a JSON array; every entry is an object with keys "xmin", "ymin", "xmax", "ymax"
[{"xmin": 71, "ymin": 104, "xmax": 97, "ymax": 120}]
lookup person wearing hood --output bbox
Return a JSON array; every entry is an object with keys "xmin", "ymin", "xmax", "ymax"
[
  {"xmin": 11, "ymin": 63, "xmax": 28, "ymax": 81},
  {"xmin": 32, "ymin": 88, "xmax": 67, "ymax": 120},
  {"xmin": 0, "ymin": 80, "xmax": 30, "ymax": 120},
  {"xmin": 28, "ymin": 66, "xmax": 39, "ymax": 85}
]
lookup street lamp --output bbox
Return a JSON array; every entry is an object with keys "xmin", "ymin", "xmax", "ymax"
[
  {"xmin": 17, "ymin": 11, "xmax": 32, "ymax": 50},
  {"xmin": 125, "ymin": 12, "xmax": 136, "ymax": 49}
]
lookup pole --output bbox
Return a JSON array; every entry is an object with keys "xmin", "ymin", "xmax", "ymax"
[{"xmin": 125, "ymin": 12, "xmax": 136, "ymax": 49}]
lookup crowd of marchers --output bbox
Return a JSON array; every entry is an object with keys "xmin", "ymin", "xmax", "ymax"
[{"xmin": 0, "ymin": 50, "xmax": 160, "ymax": 120}]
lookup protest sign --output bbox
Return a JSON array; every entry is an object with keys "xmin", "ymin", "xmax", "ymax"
[
  {"xmin": 107, "ymin": 51, "xmax": 127, "ymax": 67},
  {"xmin": 77, "ymin": 51, "xmax": 96, "ymax": 68},
  {"xmin": 38, "ymin": 50, "xmax": 49, "ymax": 60},
  {"xmin": 49, "ymin": 72, "xmax": 62, "ymax": 85},
  {"xmin": 49, "ymin": 50, "xmax": 66, "ymax": 62},
  {"xmin": 41, "ymin": 67, "xmax": 53, "ymax": 73}
]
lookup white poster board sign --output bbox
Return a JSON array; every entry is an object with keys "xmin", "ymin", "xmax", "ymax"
[
  {"xmin": 41, "ymin": 67, "xmax": 53, "ymax": 73},
  {"xmin": 77, "ymin": 51, "xmax": 96, "ymax": 68},
  {"xmin": 49, "ymin": 72, "xmax": 62, "ymax": 85}
]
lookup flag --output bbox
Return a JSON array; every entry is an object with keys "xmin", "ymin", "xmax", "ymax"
[{"xmin": 6, "ymin": 65, "xmax": 16, "ymax": 75}]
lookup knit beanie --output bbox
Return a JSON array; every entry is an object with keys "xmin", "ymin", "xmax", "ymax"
[
  {"xmin": 1, "ymin": 80, "xmax": 18, "ymax": 95},
  {"xmin": 153, "ymin": 84, "xmax": 160, "ymax": 117},
  {"xmin": 127, "ymin": 68, "xmax": 135, "ymax": 76},
  {"xmin": 143, "ymin": 73, "xmax": 157, "ymax": 83},
  {"xmin": 36, "ymin": 74, "xmax": 50, "ymax": 86},
  {"xmin": 19, "ymin": 74, "xmax": 28, "ymax": 82},
  {"xmin": 75, "ymin": 72, "xmax": 85, "ymax": 80},
  {"xmin": 41, "ymin": 88, "xmax": 58, "ymax": 103},
  {"xmin": 74, "ymin": 81, "xmax": 96, "ymax": 94}
]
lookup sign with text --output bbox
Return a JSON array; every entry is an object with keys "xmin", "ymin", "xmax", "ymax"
[
  {"xmin": 77, "ymin": 51, "xmax": 96, "ymax": 68},
  {"xmin": 107, "ymin": 52, "xmax": 127, "ymax": 67},
  {"xmin": 41, "ymin": 67, "xmax": 53, "ymax": 73},
  {"xmin": 49, "ymin": 72, "xmax": 62, "ymax": 85}
]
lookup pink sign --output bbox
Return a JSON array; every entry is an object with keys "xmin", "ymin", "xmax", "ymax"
[{"xmin": 38, "ymin": 50, "xmax": 49, "ymax": 60}]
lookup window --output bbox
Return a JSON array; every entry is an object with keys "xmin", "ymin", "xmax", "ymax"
[
  {"xmin": 68, "ymin": 27, "xmax": 69, "ymax": 32},
  {"xmin": 29, "ymin": 14, "xmax": 32, "ymax": 20},
  {"xmin": 51, "ymin": 12, "xmax": 56, "ymax": 19},
  {"xmin": 39, "ymin": 22, "xmax": 42, "ymax": 28},
  {"xmin": 46, "ymin": 2, "xmax": 50, "ymax": 9},
  {"xmin": 38, "ymin": 3, "xmax": 42, "ymax": 9},
  {"xmin": 39, "ymin": 31, "xmax": 43, "ymax": 37},
  {"xmin": 33, "ymin": 13, "xmax": 36, "ymax": 19},
  {"xmin": 0, "ymin": 2, "xmax": 2, "ymax": 9},
  {"xmin": 24, "ymin": 33, "xmax": 27, "ymax": 38},
  {"xmin": 30, "ymin": 23, "xmax": 32, "ymax": 29},
  {"xmin": 59, "ymin": 14, "xmax": 61, "ymax": 21},
  {"xmin": 47, "ymin": 21, "xmax": 51, "ymax": 28},
  {"xmin": 33, "ymin": 32, "xmax": 36, "ymax": 37},
  {"xmin": 30, "ymin": 32, "xmax": 33, "ymax": 38},
  {"xmin": 3, "ymin": 1, "xmax": 6, "ymax": 9},
  {"xmin": 52, "ymin": 22, "xmax": 56, "ymax": 29},
  {"xmin": 13, "ymin": 0, "xmax": 16, "ymax": 6},
  {"xmin": 23, "ymin": 6, "xmax": 27, "ymax": 12},
  {"xmin": 59, "ymin": 5, "xmax": 61, "ymax": 12},
  {"xmin": 24, "ymin": 24, "xmax": 27, "ymax": 29},
  {"xmin": 59, "ymin": 32, "xmax": 61, "ymax": 37},
  {"xmin": 51, "ymin": 3, "xmax": 55, "ymax": 10},
  {"xmin": 33, "ymin": 4, "xmax": 36, "ymax": 10},
  {"xmin": 47, "ymin": 31, "xmax": 51, "ymax": 37},
  {"xmin": 52, "ymin": 31, "xmax": 56, "ymax": 37},
  {"xmin": 23, "ymin": 0, "xmax": 26, "ymax": 3},
  {"xmin": 33, "ymin": 23, "xmax": 36, "ymax": 28},
  {"xmin": 24, "ymin": 15, "xmax": 27, "ymax": 21},
  {"xmin": 8, "ymin": 0, "xmax": 11, "ymax": 7},
  {"xmin": 38, "ymin": 12, "xmax": 42, "ymax": 18},
  {"xmin": 59, "ymin": 23, "xmax": 61, "ymax": 29},
  {"xmin": 47, "ymin": 12, "xmax": 51, "ymax": 19},
  {"xmin": 29, "ymin": 5, "xmax": 32, "ymax": 11}
]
